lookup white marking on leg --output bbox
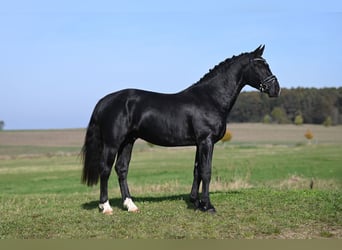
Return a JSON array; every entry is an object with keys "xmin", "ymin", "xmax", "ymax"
[
  {"xmin": 123, "ymin": 198, "xmax": 139, "ymax": 212},
  {"xmin": 99, "ymin": 200, "xmax": 113, "ymax": 215}
]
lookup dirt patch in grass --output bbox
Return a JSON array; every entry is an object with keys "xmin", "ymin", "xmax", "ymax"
[
  {"xmin": 227, "ymin": 123, "xmax": 342, "ymax": 144},
  {"xmin": 268, "ymin": 175, "xmax": 342, "ymax": 190},
  {"xmin": 0, "ymin": 129, "xmax": 85, "ymax": 147},
  {"xmin": 2, "ymin": 124, "xmax": 342, "ymax": 148}
]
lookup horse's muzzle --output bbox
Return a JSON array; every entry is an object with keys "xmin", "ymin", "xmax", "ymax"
[
  {"xmin": 260, "ymin": 75, "xmax": 280, "ymax": 97},
  {"xmin": 268, "ymin": 78, "xmax": 281, "ymax": 97}
]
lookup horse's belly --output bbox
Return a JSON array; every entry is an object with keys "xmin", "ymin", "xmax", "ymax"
[
  {"xmin": 140, "ymin": 136, "xmax": 195, "ymax": 147},
  {"xmin": 137, "ymin": 120, "xmax": 195, "ymax": 147}
]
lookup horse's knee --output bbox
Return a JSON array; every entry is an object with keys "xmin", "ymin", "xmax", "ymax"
[
  {"xmin": 115, "ymin": 165, "xmax": 128, "ymax": 179},
  {"xmin": 201, "ymin": 172, "xmax": 211, "ymax": 184},
  {"xmin": 100, "ymin": 165, "xmax": 112, "ymax": 179}
]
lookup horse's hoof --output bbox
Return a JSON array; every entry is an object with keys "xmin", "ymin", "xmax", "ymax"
[
  {"xmin": 129, "ymin": 208, "xmax": 139, "ymax": 213},
  {"xmin": 99, "ymin": 200, "xmax": 113, "ymax": 215},
  {"xmin": 204, "ymin": 207, "xmax": 216, "ymax": 213},
  {"xmin": 102, "ymin": 209, "xmax": 113, "ymax": 215},
  {"xmin": 199, "ymin": 201, "xmax": 216, "ymax": 213},
  {"xmin": 191, "ymin": 199, "xmax": 201, "ymax": 210},
  {"xmin": 124, "ymin": 198, "xmax": 139, "ymax": 212},
  {"xmin": 199, "ymin": 206, "xmax": 216, "ymax": 213},
  {"xmin": 99, "ymin": 207, "xmax": 113, "ymax": 215}
]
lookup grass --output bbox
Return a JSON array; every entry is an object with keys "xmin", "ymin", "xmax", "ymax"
[
  {"xmin": 0, "ymin": 124, "xmax": 341, "ymax": 239},
  {"xmin": 1, "ymin": 189, "xmax": 340, "ymax": 239}
]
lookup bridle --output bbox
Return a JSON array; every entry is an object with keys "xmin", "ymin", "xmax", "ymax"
[
  {"xmin": 251, "ymin": 58, "xmax": 277, "ymax": 93},
  {"xmin": 259, "ymin": 74, "xmax": 277, "ymax": 93}
]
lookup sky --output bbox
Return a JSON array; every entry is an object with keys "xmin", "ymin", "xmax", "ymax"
[{"xmin": 1, "ymin": 0, "xmax": 342, "ymax": 130}]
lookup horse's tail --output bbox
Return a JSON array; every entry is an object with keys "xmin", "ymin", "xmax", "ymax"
[{"xmin": 81, "ymin": 107, "xmax": 103, "ymax": 186}]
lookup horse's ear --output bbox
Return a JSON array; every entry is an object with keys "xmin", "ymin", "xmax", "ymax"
[{"xmin": 253, "ymin": 45, "xmax": 265, "ymax": 57}]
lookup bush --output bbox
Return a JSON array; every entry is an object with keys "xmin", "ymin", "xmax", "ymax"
[
  {"xmin": 304, "ymin": 129, "xmax": 314, "ymax": 144},
  {"xmin": 294, "ymin": 114, "xmax": 304, "ymax": 126},
  {"xmin": 0, "ymin": 120, "xmax": 4, "ymax": 131},
  {"xmin": 263, "ymin": 114, "xmax": 272, "ymax": 124},
  {"xmin": 221, "ymin": 130, "xmax": 232, "ymax": 143},
  {"xmin": 271, "ymin": 107, "xmax": 289, "ymax": 124},
  {"xmin": 323, "ymin": 116, "xmax": 332, "ymax": 127}
]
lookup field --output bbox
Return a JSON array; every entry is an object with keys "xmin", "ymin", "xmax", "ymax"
[{"xmin": 0, "ymin": 124, "xmax": 341, "ymax": 239}]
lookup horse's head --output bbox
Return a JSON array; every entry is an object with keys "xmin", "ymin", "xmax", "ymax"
[{"xmin": 243, "ymin": 45, "xmax": 281, "ymax": 97}]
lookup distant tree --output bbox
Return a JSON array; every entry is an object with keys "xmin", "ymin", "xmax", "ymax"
[
  {"xmin": 271, "ymin": 107, "xmax": 289, "ymax": 124},
  {"xmin": 230, "ymin": 87, "xmax": 342, "ymax": 125},
  {"xmin": 221, "ymin": 129, "xmax": 233, "ymax": 143},
  {"xmin": 323, "ymin": 116, "xmax": 332, "ymax": 127},
  {"xmin": 229, "ymin": 92, "xmax": 267, "ymax": 122},
  {"xmin": 294, "ymin": 114, "xmax": 304, "ymax": 126},
  {"xmin": 263, "ymin": 114, "xmax": 272, "ymax": 124},
  {"xmin": 0, "ymin": 120, "xmax": 4, "ymax": 131}
]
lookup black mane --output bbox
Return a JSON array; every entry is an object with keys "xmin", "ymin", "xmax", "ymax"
[{"xmin": 196, "ymin": 52, "xmax": 250, "ymax": 84}]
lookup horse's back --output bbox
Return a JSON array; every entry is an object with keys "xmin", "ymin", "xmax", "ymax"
[{"xmin": 95, "ymin": 88, "xmax": 197, "ymax": 146}]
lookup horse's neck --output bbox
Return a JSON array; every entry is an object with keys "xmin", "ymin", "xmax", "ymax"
[{"xmin": 189, "ymin": 61, "xmax": 246, "ymax": 116}]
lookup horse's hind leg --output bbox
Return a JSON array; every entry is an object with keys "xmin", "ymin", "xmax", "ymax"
[
  {"xmin": 98, "ymin": 145, "xmax": 117, "ymax": 215},
  {"xmin": 190, "ymin": 149, "xmax": 201, "ymax": 209},
  {"xmin": 115, "ymin": 138, "xmax": 138, "ymax": 212}
]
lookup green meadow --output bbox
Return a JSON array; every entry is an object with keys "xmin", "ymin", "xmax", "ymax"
[{"xmin": 0, "ymin": 124, "xmax": 341, "ymax": 239}]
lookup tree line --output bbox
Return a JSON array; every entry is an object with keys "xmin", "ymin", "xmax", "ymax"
[
  {"xmin": 229, "ymin": 87, "xmax": 342, "ymax": 125},
  {"xmin": 1, "ymin": 88, "xmax": 341, "ymax": 130}
]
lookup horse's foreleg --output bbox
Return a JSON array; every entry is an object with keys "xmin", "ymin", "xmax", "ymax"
[
  {"xmin": 99, "ymin": 146, "xmax": 116, "ymax": 215},
  {"xmin": 115, "ymin": 139, "xmax": 138, "ymax": 212},
  {"xmin": 197, "ymin": 139, "xmax": 216, "ymax": 213},
  {"xmin": 190, "ymin": 149, "xmax": 201, "ymax": 209}
]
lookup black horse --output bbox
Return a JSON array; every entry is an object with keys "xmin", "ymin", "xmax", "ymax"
[{"xmin": 82, "ymin": 45, "xmax": 280, "ymax": 214}]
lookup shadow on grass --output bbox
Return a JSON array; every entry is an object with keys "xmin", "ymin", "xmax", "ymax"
[
  {"xmin": 81, "ymin": 193, "xmax": 191, "ymax": 211},
  {"xmin": 81, "ymin": 190, "xmax": 242, "ymax": 212}
]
